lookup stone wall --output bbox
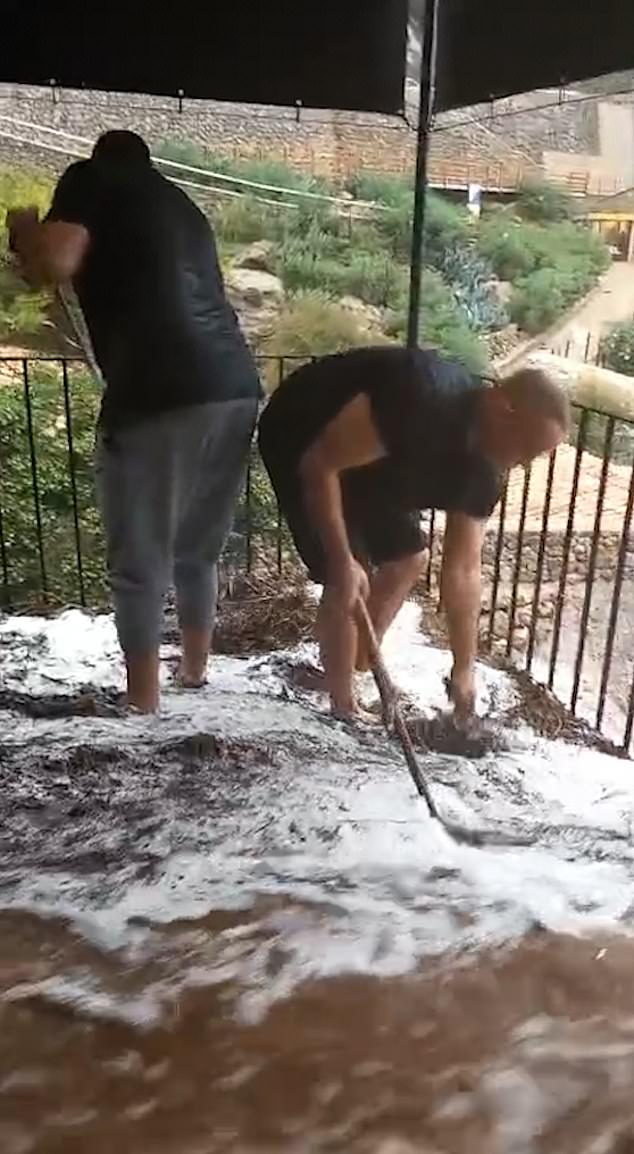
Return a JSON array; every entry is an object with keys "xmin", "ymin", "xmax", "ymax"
[
  {"xmin": 480, "ymin": 530, "xmax": 632, "ymax": 585},
  {"xmin": 0, "ymin": 80, "xmax": 615, "ymax": 188},
  {"xmin": 428, "ymin": 527, "xmax": 634, "ymax": 657},
  {"xmin": 0, "ymin": 83, "xmax": 415, "ymax": 182},
  {"xmin": 430, "ymin": 528, "xmax": 632, "ymax": 587}
]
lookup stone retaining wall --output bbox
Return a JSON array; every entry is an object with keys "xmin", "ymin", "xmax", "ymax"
[
  {"xmin": 480, "ymin": 530, "xmax": 632, "ymax": 585},
  {"xmin": 0, "ymin": 83, "xmax": 415, "ymax": 181},
  {"xmin": 429, "ymin": 529, "xmax": 632, "ymax": 586},
  {"xmin": 428, "ymin": 528, "xmax": 634, "ymax": 656}
]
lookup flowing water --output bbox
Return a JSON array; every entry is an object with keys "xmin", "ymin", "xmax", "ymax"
[{"xmin": 1, "ymin": 606, "xmax": 634, "ymax": 1153}]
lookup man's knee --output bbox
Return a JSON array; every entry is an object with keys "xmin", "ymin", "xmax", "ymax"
[{"xmin": 385, "ymin": 548, "xmax": 428, "ymax": 585}]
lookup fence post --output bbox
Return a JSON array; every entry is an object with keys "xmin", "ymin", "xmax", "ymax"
[
  {"xmin": 62, "ymin": 360, "xmax": 86, "ymax": 607},
  {"xmin": 22, "ymin": 360, "xmax": 48, "ymax": 603},
  {"xmin": 548, "ymin": 409, "xmax": 588, "ymax": 691}
]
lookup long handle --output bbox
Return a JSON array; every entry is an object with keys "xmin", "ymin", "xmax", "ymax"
[
  {"xmin": 357, "ymin": 600, "xmax": 439, "ymax": 821},
  {"xmin": 57, "ymin": 283, "xmax": 103, "ymax": 385}
]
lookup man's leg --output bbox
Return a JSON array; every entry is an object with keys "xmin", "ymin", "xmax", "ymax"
[
  {"xmin": 356, "ymin": 550, "xmax": 428, "ymax": 672},
  {"xmin": 343, "ymin": 486, "xmax": 429, "ymax": 675},
  {"xmin": 174, "ymin": 398, "xmax": 258, "ymax": 685},
  {"xmin": 316, "ymin": 583, "xmax": 375, "ymax": 719},
  {"xmin": 95, "ymin": 417, "xmax": 182, "ymax": 713}
]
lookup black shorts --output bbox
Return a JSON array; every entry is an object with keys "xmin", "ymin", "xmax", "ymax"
[{"xmin": 262, "ymin": 452, "xmax": 427, "ymax": 584}]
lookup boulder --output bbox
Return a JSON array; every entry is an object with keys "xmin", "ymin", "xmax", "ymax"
[
  {"xmin": 338, "ymin": 295, "xmax": 385, "ymax": 336},
  {"xmin": 234, "ymin": 240, "xmax": 277, "ymax": 274},
  {"xmin": 224, "ymin": 267, "xmax": 285, "ymax": 341}
]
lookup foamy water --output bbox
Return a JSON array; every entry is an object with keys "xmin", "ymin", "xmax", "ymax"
[
  {"xmin": 1, "ymin": 603, "xmax": 633, "ymax": 1019},
  {"xmin": 2, "ymin": 604, "xmax": 634, "ymax": 1151}
]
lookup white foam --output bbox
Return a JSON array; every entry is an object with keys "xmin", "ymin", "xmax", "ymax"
[{"xmin": 1, "ymin": 601, "xmax": 633, "ymax": 1019}]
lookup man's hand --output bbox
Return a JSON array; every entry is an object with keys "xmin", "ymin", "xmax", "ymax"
[
  {"xmin": 447, "ymin": 664, "xmax": 476, "ymax": 724},
  {"xmin": 328, "ymin": 555, "xmax": 370, "ymax": 615},
  {"xmin": 5, "ymin": 206, "xmax": 40, "ymax": 253}
]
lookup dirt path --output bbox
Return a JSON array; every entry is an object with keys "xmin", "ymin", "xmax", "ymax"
[{"xmin": 548, "ymin": 261, "xmax": 634, "ymax": 361}]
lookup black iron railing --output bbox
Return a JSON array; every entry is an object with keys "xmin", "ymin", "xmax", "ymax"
[{"xmin": 2, "ymin": 354, "xmax": 634, "ymax": 751}]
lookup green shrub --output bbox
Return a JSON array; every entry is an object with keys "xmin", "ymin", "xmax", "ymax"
[
  {"xmin": 276, "ymin": 247, "xmax": 344, "ymax": 295},
  {"xmin": 480, "ymin": 210, "xmax": 609, "ymax": 331},
  {"xmin": 478, "ymin": 212, "xmax": 540, "ymax": 280},
  {"xmin": 346, "ymin": 175, "xmax": 471, "ymax": 265},
  {"xmin": 545, "ymin": 221, "xmax": 610, "ymax": 279},
  {"xmin": 510, "ymin": 232, "xmax": 608, "ymax": 334},
  {"xmin": 424, "ymin": 193, "xmax": 472, "ymax": 261},
  {"xmin": 600, "ymin": 320, "xmax": 634, "ymax": 376},
  {"xmin": 283, "ymin": 216, "xmax": 347, "ymax": 259},
  {"xmin": 223, "ymin": 155, "xmax": 327, "ymax": 196},
  {"xmin": 0, "ymin": 265, "xmax": 50, "ymax": 340},
  {"xmin": 212, "ymin": 196, "xmax": 283, "ymax": 245},
  {"xmin": 156, "ymin": 139, "xmax": 326, "ymax": 197},
  {"xmin": 154, "ymin": 138, "xmax": 219, "ymax": 170},
  {"xmin": 419, "ymin": 270, "xmax": 488, "ymax": 372},
  {"xmin": 386, "ymin": 269, "xmax": 488, "ymax": 373},
  {"xmin": 345, "ymin": 172, "xmax": 412, "ymax": 210},
  {"xmin": 0, "ymin": 363, "xmax": 107, "ymax": 607},
  {"xmin": 516, "ymin": 179, "xmax": 575, "ymax": 223},
  {"xmin": 277, "ymin": 242, "xmax": 407, "ymax": 309},
  {"xmin": 259, "ymin": 291, "xmax": 380, "ymax": 378},
  {"xmin": 510, "ymin": 268, "xmax": 567, "ymax": 332},
  {"xmin": 0, "ymin": 167, "xmax": 54, "ymax": 343},
  {"xmin": 336, "ymin": 253, "xmax": 407, "ymax": 309}
]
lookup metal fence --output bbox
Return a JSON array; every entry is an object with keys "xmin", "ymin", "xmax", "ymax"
[{"xmin": 2, "ymin": 355, "xmax": 634, "ymax": 751}]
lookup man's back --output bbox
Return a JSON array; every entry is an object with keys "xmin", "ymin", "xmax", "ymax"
[
  {"xmin": 259, "ymin": 345, "xmax": 500, "ymax": 518},
  {"xmin": 49, "ymin": 156, "xmax": 259, "ymax": 422}
]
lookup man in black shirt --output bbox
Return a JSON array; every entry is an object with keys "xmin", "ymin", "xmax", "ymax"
[
  {"xmin": 259, "ymin": 347, "xmax": 569, "ymax": 722},
  {"xmin": 9, "ymin": 131, "xmax": 260, "ymax": 712}
]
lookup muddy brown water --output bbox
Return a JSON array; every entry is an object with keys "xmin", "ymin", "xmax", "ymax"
[
  {"xmin": 4, "ymin": 921, "xmax": 634, "ymax": 1154},
  {"xmin": 2, "ymin": 618, "xmax": 634, "ymax": 1153}
]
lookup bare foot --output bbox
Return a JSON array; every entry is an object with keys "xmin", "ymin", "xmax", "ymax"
[
  {"xmin": 176, "ymin": 666, "xmax": 207, "ymax": 690},
  {"xmin": 331, "ymin": 702, "xmax": 381, "ymax": 726},
  {"xmin": 288, "ymin": 662, "xmax": 327, "ymax": 692}
]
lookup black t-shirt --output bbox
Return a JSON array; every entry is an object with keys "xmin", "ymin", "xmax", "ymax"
[
  {"xmin": 259, "ymin": 346, "xmax": 502, "ymax": 519},
  {"xmin": 48, "ymin": 160, "xmax": 260, "ymax": 425}
]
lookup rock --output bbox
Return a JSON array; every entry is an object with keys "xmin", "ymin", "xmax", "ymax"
[
  {"xmin": 224, "ymin": 267, "xmax": 285, "ymax": 341},
  {"xmin": 338, "ymin": 296, "xmax": 385, "ymax": 336},
  {"xmin": 494, "ymin": 281, "xmax": 513, "ymax": 304},
  {"xmin": 234, "ymin": 240, "xmax": 277, "ymax": 274},
  {"xmin": 486, "ymin": 323, "xmax": 521, "ymax": 362},
  {"xmin": 507, "ymin": 625, "xmax": 529, "ymax": 652}
]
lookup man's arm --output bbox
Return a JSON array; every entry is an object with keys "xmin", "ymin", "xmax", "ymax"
[
  {"xmin": 299, "ymin": 392, "xmax": 386, "ymax": 603},
  {"xmin": 7, "ymin": 209, "xmax": 90, "ymax": 287},
  {"xmin": 7, "ymin": 163, "xmax": 94, "ymax": 287},
  {"xmin": 440, "ymin": 511, "xmax": 485, "ymax": 719}
]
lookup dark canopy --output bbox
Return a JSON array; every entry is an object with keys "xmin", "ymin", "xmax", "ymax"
[
  {"xmin": 2, "ymin": 0, "xmax": 409, "ymax": 115},
  {"xmin": 1, "ymin": 0, "xmax": 633, "ymax": 115},
  {"xmin": 435, "ymin": 0, "xmax": 633, "ymax": 111}
]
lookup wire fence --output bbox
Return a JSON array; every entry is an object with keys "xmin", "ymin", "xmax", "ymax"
[{"xmin": 2, "ymin": 354, "xmax": 634, "ymax": 751}]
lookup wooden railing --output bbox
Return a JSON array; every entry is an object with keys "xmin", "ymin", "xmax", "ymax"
[{"xmin": 427, "ymin": 158, "xmax": 629, "ymax": 198}]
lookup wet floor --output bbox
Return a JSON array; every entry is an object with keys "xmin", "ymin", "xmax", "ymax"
[{"xmin": 1, "ymin": 606, "xmax": 634, "ymax": 1152}]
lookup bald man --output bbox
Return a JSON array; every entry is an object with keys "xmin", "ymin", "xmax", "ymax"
[{"xmin": 259, "ymin": 346, "xmax": 569, "ymax": 721}]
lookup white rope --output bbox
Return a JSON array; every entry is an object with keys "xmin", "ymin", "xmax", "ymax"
[
  {"xmin": 0, "ymin": 128, "xmax": 300, "ymax": 211},
  {"xmin": 0, "ymin": 112, "xmax": 386, "ymax": 212}
]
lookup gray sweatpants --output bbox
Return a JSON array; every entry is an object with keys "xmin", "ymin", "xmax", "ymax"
[{"xmin": 95, "ymin": 398, "xmax": 258, "ymax": 654}]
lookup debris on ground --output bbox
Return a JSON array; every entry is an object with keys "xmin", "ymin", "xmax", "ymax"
[
  {"xmin": 163, "ymin": 568, "xmax": 316, "ymax": 656},
  {"xmin": 417, "ymin": 592, "xmax": 626, "ymax": 758},
  {"xmin": 403, "ymin": 708, "xmax": 509, "ymax": 759},
  {"xmin": 0, "ymin": 686, "xmax": 127, "ymax": 719}
]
